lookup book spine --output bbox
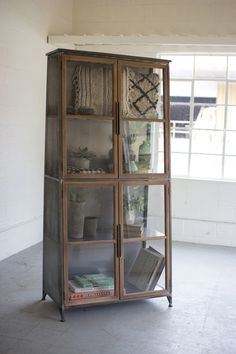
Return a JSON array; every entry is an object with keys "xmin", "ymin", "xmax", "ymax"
[
  {"xmin": 69, "ymin": 290, "xmax": 114, "ymax": 300},
  {"xmin": 123, "ymin": 232, "xmax": 142, "ymax": 238},
  {"xmin": 69, "ymin": 284, "xmax": 114, "ymax": 293},
  {"xmin": 123, "ymin": 227, "xmax": 143, "ymax": 232}
]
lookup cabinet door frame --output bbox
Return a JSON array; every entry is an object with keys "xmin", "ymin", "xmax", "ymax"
[
  {"xmin": 117, "ymin": 60, "xmax": 170, "ymax": 179},
  {"xmin": 61, "ymin": 55, "xmax": 119, "ymax": 179},
  {"xmin": 63, "ymin": 180, "xmax": 120, "ymax": 306},
  {"xmin": 118, "ymin": 179, "xmax": 171, "ymax": 300}
]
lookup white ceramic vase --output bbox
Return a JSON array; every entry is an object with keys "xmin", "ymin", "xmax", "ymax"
[{"xmin": 68, "ymin": 201, "xmax": 85, "ymax": 239}]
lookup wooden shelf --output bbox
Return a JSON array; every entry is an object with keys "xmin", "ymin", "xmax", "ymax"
[
  {"xmin": 124, "ymin": 235, "xmax": 166, "ymax": 243},
  {"xmin": 66, "ymin": 114, "xmax": 114, "ymax": 120},
  {"xmin": 123, "ymin": 117, "xmax": 165, "ymax": 122},
  {"xmin": 67, "ymin": 239, "xmax": 116, "ymax": 246}
]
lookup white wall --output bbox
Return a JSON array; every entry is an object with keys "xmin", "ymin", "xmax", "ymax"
[
  {"xmin": 172, "ymin": 178, "xmax": 236, "ymax": 247},
  {"xmin": 72, "ymin": 0, "xmax": 236, "ymax": 40},
  {"xmin": 0, "ymin": 0, "xmax": 73, "ymax": 261}
]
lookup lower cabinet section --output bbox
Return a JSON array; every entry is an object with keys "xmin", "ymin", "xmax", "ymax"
[{"xmin": 43, "ymin": 179, "xmax": 172, "ymax": 320}]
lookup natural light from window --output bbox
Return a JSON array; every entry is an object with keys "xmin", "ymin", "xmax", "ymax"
[{"xmin": 161, "ymin": 54, "xmax": 236, "ymax": 180}]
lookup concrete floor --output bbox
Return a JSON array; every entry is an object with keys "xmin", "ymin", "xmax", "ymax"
[{"xmin": 0, "ymin": 242, "xmax": 236, "ymax": 354}]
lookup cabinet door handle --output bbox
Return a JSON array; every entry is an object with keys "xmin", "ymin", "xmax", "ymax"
[
  {"xmin": 116, "ymin": 102, "xmax": 120, "ymax": 135},
  {"xmin": 117, "ymin": 224, "xmax": 121, "ymax": 258}
]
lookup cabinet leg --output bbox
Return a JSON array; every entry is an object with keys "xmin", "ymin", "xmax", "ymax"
[
  {"xmin": 59, "ymin": 307, "xmax": 65, "ymax": 322},
  {"xmin": 42, "ymin": 290, "xmax": 47, "ymax": 301},
  {"xmin": 167, "ymin": 295, "xmax": 173, "ymax": 307}
]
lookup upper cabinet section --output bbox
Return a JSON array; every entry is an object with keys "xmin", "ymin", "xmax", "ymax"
[{"xmin": 45, "ymin": 50, "xmax": 170, "ymax": 179}]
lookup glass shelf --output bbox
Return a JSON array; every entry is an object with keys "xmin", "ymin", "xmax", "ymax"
[{"xmin": 66, "ymin": 114, "xmax": 114, "ymax": 120}]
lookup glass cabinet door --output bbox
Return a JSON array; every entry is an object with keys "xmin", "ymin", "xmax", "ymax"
[
  {"xmin": 66, "ymin": 243, "xmax": 117, "ymax": 303},
  {"xmin": 64, "ymin": 57, "xmax": 117, "ymax": 177},
  {"xmin": 64, "ymin": 182, "xmax": 118, "ymax": 304},
  {"xmin": 119, "ymin": 62, "xmax": 168, "ymax": 177},
  {"xmin": 120, "ymin": 182, "xmax": 169, "ymax": 297}
]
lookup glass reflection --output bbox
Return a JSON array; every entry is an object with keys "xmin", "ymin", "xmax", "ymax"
[
  {"xmin": 67, "ymin": 185, "xmax": 114, "ymax": 241},
  {"xmin": 123, "ymin": 121, "xmax": 164, "ymax": 174},
  {"xmin": 67, "ymin": 119, "xmax": 114, "ymax": 175},
  {"xmin": 123, "ymin": 184, "xmax": 165, "ymax": 238}
]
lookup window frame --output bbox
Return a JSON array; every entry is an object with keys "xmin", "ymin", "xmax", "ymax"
[{"xmin": 160, "ymin": 53, "xmax": 236, "ymax": 181}]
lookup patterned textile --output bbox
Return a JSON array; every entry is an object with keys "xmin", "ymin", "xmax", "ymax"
[
  {"xmin": 72, "ymin": 63, "xmax": 112, "ymax": 115},
  {"xmin": 123, "ymin": 67, "xmax": 160, "ymax": 118}
]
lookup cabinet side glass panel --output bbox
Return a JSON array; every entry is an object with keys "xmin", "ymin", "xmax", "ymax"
[
  {"xmin": 121, "ymin": 65, "xmax": 163, "ymax": 119},
  {"xmin": 45, "ymin": 54, "xmax": 60, "ymax": 178},
  {"xmin": 43, "ymin": 178, "xmax": 62, "ymax": 304},
  {"xmin": 122, "ymin": 184, "xmax": 165, "ymax": 238},
  {"xmin": 67, "ymin": 185, "xmax": 114, "ymax": 241},
  {"xmin": 45, "ymin": 117, "xmax": 59, "ymax": 177},
  {"xmin": 44, "ymin": 178, "xmax": 60, "ymax": 242},
  {"xmin": 67, "ymin": 244, "xmax": 115, "ymax": 301},
  {"xmin": 123, "ymin": 240, "xmax": 166, "ymax": 295},
  {"xmin": 67, "ymin": 119, "xmax": 114, "ymax": 175},
  {"xmin": 47, "ymin": 55, "xmax": 59, "ymax": 116},
  {"xmin": 122, "ymin": 121, "xmax": 164, "ymax": 174},
  {"xmin": 66, "ymin": 61, "xmax": 113, "ymax": 116}
]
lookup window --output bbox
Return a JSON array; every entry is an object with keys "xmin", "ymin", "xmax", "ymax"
[{"xmin": 161, "ymin": 55, "xmax": 236, "ymax": 180}]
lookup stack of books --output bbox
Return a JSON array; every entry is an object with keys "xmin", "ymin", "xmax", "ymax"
[
  {"xmin": 123, "ymin": 223, "xmax": 144, "ymax": 238},
  {"xmin": 68, "ymin": 273, "xmax": 114, "ymax": 300}
]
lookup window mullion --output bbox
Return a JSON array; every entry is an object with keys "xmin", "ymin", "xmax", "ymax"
[
  {"xmin": 187, "ymin": 56, "xmax": 196, "ymax": 177},
  {"xmin": 221, "ymin": 56, "xmax": 229, "ymax": 179}
]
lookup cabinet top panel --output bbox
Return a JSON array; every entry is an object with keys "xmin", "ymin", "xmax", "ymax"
[{"xmin": 46, "ymin": 49, "xmax": 171, "ymax": 65}]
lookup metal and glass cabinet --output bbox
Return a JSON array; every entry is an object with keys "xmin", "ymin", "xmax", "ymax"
[{"xmin": 43, "ymin": 49, "xmax": 172, "ymax": 321}]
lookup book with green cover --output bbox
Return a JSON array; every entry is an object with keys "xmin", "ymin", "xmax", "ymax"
[
  {"xmin": 68, "ymin": 280, "xmax": 114, "ymax": 293},
  {"xmin": 71, "ymin": 273, "xmax": 114, "ymax": 293}
]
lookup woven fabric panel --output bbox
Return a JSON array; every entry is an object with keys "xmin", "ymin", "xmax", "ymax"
[
  {"xmin": 72, "ymin": 63, "xmax": 112, "ymax": 116},
  {"xmin": 123, "ymin": 67, "xmax": 160, "ymax": 118}
]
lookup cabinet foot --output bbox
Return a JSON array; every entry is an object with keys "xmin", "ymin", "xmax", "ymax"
[
  {"xmin": 167, "ymin": 295, "xmax": 173, "ymax": 307},
  {"xmin": 59, "ymin": 307, "xmax": 65, "ymax": 322},
  {"xmin": 42, "ymin": 290, "xmax": 47, "ymax": 301}
]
